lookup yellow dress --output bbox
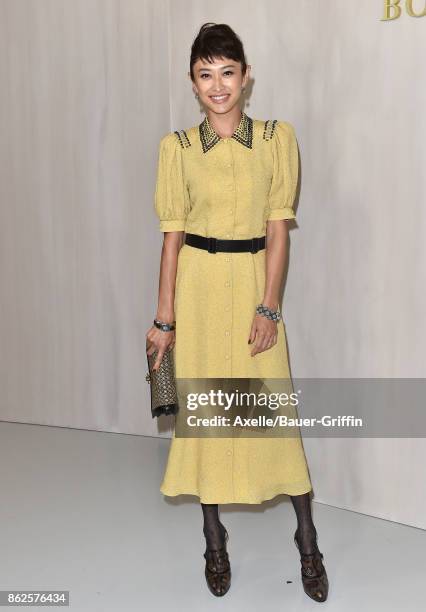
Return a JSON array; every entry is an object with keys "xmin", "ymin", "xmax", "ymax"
[{"xmin": 154, "ymin": 111, "xmax": 312, "ymax": 503}]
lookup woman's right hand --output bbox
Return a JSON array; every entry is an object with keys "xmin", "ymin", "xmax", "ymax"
[{"xmin": 146, "ymin": 325, "xmax": 175, "ymax": 371}]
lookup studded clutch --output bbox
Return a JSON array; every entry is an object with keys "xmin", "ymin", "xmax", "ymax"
[{"xmin": 145, "ymin": 341, "xmax": 179, "ymax": 418}]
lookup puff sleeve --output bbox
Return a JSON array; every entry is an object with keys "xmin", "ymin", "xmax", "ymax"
[
  {"xmin": 154, "ymin": 132, "xmax": 190, "ymax": 232},
  {"xmin": 267, "ymin": 121, "xmax": 299, "ymax": 221}
]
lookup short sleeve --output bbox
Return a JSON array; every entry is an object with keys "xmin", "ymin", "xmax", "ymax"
[
  {"xmin": 154, "ymin": 132, "xmax": 190, "ymax": 232},
  {"xmin": 267, "ymin": 121, "xmax": 299, "ymax": 221}
]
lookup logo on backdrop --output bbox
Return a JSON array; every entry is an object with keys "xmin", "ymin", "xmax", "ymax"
[{"xmin": 382, "ymin": 0, "xmax": 426, "ymax": 20}]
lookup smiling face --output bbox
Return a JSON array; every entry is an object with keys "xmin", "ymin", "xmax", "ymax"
[{"xmin": 191, "ymin": 56, "xmax": 250, "ymax": 115}]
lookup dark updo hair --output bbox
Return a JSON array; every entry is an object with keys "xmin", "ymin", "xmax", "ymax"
[{"xmin": 190, "ymin": 22, "xmax": 248, "ymax": 82}]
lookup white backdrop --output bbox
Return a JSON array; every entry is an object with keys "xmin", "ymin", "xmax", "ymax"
[{"xmin": 0, "ymin": 0, "xmax": 425, "ymax": 528}]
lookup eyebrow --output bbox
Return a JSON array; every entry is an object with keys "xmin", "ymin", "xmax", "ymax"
[{"xmin": 198, "ymin": 65, "xmax": 236, "ymax": 72}]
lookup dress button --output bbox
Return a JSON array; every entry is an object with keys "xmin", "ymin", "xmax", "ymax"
[
  {"xmin": 225, "ymin": 330, "xmax": 230, "ymax": 336},
  {"xmin": 225, "ymin": 257, "xmax": 231, "ymax": 262},
  {"xmin": 225, "ymin": 305, "xmax": 231, "ymax": 311},
  {"xmin": 224, "ymin": 281, "xmax": 230, "ymax": 287},
  {"xmin": 227, "ymin": 449, "xmax": 232, "ymax": 456},
  {"xmin": 225, "ymin": 355, "xmax": 230, "ymax": 360},
  {"xmin": 226, "ymin": 233, "xmax": 232, "ymax": 238}
]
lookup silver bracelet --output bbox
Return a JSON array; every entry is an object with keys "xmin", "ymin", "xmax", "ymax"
[
  {"xmin": 154, "ymin": 319, "xmax": 176, "ymax": 332},
  {"xmin": 256, "ymin": 303, "xmax": 281, "ymax": 321}
]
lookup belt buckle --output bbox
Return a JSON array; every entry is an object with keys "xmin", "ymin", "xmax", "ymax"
[
  {"xmin": 250, "ymin": 237, "xmax": 259, "ymax": 254},
  {"xmin": 207, "ymin": 237, "xmax": 217, "ymax": 254}
]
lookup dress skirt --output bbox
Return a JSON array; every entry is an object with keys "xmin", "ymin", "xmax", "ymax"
[{"xmin": 160, "ymin": 243, "xmax": 313, "ymax": 504}]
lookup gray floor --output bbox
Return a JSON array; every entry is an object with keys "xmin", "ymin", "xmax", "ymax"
[{"xmin": 0, "ymin": 421, "xmax": 423, "ymax": 611}]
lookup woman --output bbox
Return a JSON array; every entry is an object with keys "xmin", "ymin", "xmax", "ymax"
[{"xmin": 146, "ymin": 22, "xmax": 329, "ymax": 601}]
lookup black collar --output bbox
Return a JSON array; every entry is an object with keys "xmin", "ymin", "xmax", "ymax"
[{"xmin": 199, "ymin": 111, "xmax": 253, "ymax": 153}]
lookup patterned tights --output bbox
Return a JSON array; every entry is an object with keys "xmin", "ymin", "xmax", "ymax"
[{"xmin": 201, "ymin": 492, "xmax": 317, "ymax": 553}]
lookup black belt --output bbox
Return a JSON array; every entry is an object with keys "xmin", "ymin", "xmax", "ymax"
[{"xmin": 185, "ymin": 233, "xmax": 266, "ymax": 254}]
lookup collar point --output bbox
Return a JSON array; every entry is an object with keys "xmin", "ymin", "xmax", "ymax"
[{"xmin": 199, "ymin": 112, "xmax": 253, "ymax": 152}]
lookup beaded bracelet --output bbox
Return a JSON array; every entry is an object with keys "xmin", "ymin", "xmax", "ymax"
[
  {"xmin": 154, "ymin": 319, "xmax": 176, "ymax": 332},
  {"xmin": 256, "ymin": 303, "xmax": 282, "ymax": 322}
]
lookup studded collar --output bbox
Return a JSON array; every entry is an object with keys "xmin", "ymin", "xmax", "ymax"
[{"xmin": 199, "ymin": 111, "xmax": 253, "ymax": 153}]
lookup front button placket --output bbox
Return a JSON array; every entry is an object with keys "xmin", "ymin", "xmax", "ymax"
[
  {"xmin": 226, "ymin": 140, "xmax": 237, "ymax": 482},
  {"xmin": 223, "ymin": 139, "xmax": 236, "ymax": 380},
  {"xmin": 197, "ymin": 114, "xmax": 254, "ymax": 501}
]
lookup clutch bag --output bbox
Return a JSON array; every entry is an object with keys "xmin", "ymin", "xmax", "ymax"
[{"xmin": 145, "ymin": 341, "xmax": 179, "ymax": 418}]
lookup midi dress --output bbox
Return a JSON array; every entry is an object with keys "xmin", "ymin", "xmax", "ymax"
[{"xmin": 154, "ymin": 111, "xmax": 312, "ymax": 503}]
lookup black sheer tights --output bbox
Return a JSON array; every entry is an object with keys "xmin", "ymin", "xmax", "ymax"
[
  {"xmin": 290, "ymin": 492, "xmax": 318, "ymax": 554},
  {"xmin": 201, "ymin": 493, "xmax": 317, "ymax": 553},
  {"xmin": 201, "ymin": 503, "xmax": 225, "ymax": 549}
]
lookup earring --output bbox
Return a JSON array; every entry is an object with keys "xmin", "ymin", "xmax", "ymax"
[
  {"xmin": 242, "ymin": 87, "xmax": 246, "ymax": 92},
  {"xmin": 194, "ymin": 92, "xmax": 199, "ymax": 98}
]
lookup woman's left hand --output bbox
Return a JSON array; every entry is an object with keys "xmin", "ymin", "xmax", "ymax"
[{"xmin": 248, "ymin": 313, "xmax": 278, "ymax": 356}]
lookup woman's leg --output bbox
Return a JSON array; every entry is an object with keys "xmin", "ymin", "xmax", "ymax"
[
  {"xmin": 290, "ymin": 491, "xmax": 329, "ymax": 601},
  {"xmin": 290, "ymin": 491, "xmax": 318, "ymax": 553},
  {"xmin": 201, "ymin": 503, "xmax": 225, "ymax": 548},
  {"xmin": 201, "ymin": 502, "xmax": 231, "ymax": 597}
]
